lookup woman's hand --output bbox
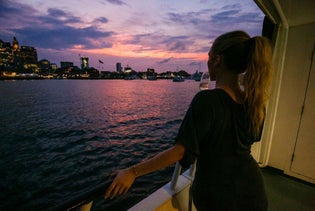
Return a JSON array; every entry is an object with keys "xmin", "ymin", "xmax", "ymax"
[
  {"xmin": 104, "ymin": 143, "xmax": 185, "ymax": 200},
  {"xmin": 105, "ymin": 167, "xmax": 136, "ymax": 200}
]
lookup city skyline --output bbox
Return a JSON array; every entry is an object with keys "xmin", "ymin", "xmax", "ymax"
[{"xmin": 0, "ymin": 0, "xmax": 264, "ymax": 73}]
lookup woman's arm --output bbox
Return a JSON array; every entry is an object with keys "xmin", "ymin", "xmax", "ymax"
[{"xmin": 105, "ymin": 143, "xmax": 185, "ymax": 199}]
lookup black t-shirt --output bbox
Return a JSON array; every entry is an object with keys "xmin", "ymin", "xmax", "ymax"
[{"xmin": 175, "ymin": 89, "xmax": 267, "ymax": 210}]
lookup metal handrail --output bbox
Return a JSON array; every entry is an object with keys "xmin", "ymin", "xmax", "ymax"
[
  {"xmin": 170, "ymin": 161, "xmax": 196, "ymax": 190},
  {"xmin": 49, "ymin": 177, "xmax": 113, "ymax": 211},
  {"xmin": 51, "ymin": 161, "xmax": 196, "ymax": 211},
  {"xmin": 170, "ymin": 162, "xmax": 182, "ymax": 190}
]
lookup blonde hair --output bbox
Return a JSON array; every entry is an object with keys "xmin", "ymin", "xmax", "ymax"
[
  {"xmin": 211, "ymin": 31, "xmax": 273, "ymax": 138},
  {"xmin": 244, "ymin": 36, "xmax": 273, "ymax": 138}
]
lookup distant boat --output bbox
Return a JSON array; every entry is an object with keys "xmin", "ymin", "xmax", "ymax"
[
  {"xmin": 172, "ymin": 76, "xmax": 184, "ymax": 82},
  {"xmin": 193, "ymin": 73, "xmax": 202, "ymax": 81},
  {"xmin": 147, "ymin": 75, "xmax": 157, "ymax": 80},
  {"xmin": 192, "ymin": 71, "xmax": 202, "ymax": 81}
]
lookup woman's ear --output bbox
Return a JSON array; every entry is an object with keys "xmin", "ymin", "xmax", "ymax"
[{"xmin": 213, "ymin": 55, "xmax": 221, "ymax": 66}]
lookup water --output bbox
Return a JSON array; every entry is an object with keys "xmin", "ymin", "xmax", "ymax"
[{"xmin": 0, "ymin": 79, "xmax": 200, "ymax": 210}]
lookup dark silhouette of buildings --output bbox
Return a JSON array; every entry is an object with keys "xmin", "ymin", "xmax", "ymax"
[{"xmin": 0, "ymin": 37, "xmax": 38, "ymax": 72}]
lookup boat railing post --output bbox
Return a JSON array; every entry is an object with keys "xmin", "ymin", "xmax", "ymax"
[
  {"xmin": 188, "ymin": 160, "xmax": 197, "ymax": 178},
  {"xmin": 170, "ymin": 162, "xmax": 182, "ymax": 190}
]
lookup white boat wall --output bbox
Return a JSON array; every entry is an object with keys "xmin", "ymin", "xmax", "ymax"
[
  {"xmin": 126, "ymin": 0, "xmax": 315, "ymax": 210},
  {"xmin": 254, "ymin": 0, "xmax": 315, "ymax": 184}
]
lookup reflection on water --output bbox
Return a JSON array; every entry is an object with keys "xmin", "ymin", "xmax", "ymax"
[{"xmin": 0, "ymin": 79, "xmax": 201, "ymax": 210}]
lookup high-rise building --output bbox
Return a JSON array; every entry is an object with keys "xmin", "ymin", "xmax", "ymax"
[
  {"xmin": 12, "ymin": 37, "xmax": 19, "ymax": 51},
  {"xmin": 116, "ymin": 62, "xmax": 122, "ymax": 72},
  {"xmin": 20, "ymin": 46, "xmax": 38, "ymax": 64},
  {"xmin": 80, "ymin": 57, "xmax": 89, "ymax": 69}
]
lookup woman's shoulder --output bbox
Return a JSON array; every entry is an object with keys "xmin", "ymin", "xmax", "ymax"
[
  {"xmin": 191, "ymin": 89, "xmax": 225, "ymax": 108},
  {"xmin": 194, "ymin": 89, "xmax": 225, "ymax": 100}
]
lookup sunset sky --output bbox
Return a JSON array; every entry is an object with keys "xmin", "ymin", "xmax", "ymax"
[{"xmin": 0, "ymin": 0, "xmax": 264, "ymax": 73}]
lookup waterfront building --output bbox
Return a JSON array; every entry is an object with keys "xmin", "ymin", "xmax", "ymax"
[
  {"xmin": 51, "ymin": 63, "xmax": 57, "ymax": 71},
  {"xmin": 20, "ymin": 46, "xmax": 38, "ymax": 64},
  {"xmin": 0, "ymin": 37, "xmax": 39, "ymax": 72},
  {"xmin": 146, "ymin": 68, "xmax": 157, "ymax": 80},
  {"xmin": 12, "ymin": 37, "xmax": 19, "ymax": 51},
  {"xmin": 116, "ymin": 62, "xmax": 122, "ymax": 72},
  {"xmin": 0, "ymin": 40, "xmax": 13, "ymax": 68},
  {"xmin": 39, "ymin": 59, "xmax": 51, "ymax": 74},
  {"xmin": 124, "ymin": 65, "xmax": 132, "ymax": 73},
  {"xmin": 147, "ymin": 68, "xmax": 155, "ymax": 74},
  {"xmin": 60, "ymin": 61, "xmax": 74, "ymax": 68},
  {"xmin": 80, "ymin": 57, "xmax": 89, "ymax": 69}
]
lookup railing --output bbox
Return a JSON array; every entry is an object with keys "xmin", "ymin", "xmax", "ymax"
[
  {"xmin": 170, "ymin": 161, "xmax": 196, "ymax": 190},
  {"xmin": 49, "ymin": 176, "xmax": 113, "ymax": 211},
  {"xmin": 51, "ymin": 162, "xmax": 196, "ymax": 211}
]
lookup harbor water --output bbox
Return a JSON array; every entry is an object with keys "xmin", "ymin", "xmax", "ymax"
[{"xmin": 0, "ymin": 79, "xmax": 202, "ymax": 210}]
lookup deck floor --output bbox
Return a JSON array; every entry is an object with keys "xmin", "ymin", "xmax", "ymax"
[{"xmin": 261, "ymin": 168, "xmax": 315, "ymax": 211}]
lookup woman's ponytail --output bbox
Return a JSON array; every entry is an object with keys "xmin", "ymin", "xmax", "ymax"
[{"xmin": 243, "ymin": 36, "xmax": 273, "ymax": 138}]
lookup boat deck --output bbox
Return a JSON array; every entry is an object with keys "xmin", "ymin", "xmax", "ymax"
[{"xmin": 261, "ymin": 167, "xmax": 315, "ymax": 211}]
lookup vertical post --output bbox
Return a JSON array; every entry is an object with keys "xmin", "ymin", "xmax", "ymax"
[
  {"xmin": 189, "ymin": 160, "xmax": 197, "ymax": 177},
  {"xmin": 170, "ymin": 162, "xmax": 182, "ymax": 190}
]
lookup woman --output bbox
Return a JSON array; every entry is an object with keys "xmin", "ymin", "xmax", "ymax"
[{"xmin": 105, "ymin": 30, "xmax": 273, "ymax": 211}]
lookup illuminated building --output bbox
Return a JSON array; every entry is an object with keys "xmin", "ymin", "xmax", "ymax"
[
  {"xmin": 124, "ymin": 65, "xmax": 132, "ymax": 73},
  {"xmin": 0, "ymin": 37, "xmax": 39, "ymax": 72},
  {"xmin": 0, "ymin": 40, "xmax": 13, "ymax": 68},
  {"xmin": 20, "ymin": 46, "xmax": 38, "ymax": 64},
  {"xmin": 80, "ymin": 57, "xmax": 89, "ymax": 69},
  {"xmin": 12, "ymin": 37, "xmax": 19, "ymax": 51},
  {"xmin": 51, "ymin": 63, "xmax": 57, "ymax": 71}
]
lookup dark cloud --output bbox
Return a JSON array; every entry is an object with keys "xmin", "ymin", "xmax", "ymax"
[
  {"xmin": 15, "ymin": 26, "xmax": 113, "ymax": 49},
  {"xmin": 41, "ymin": 8, "xmax": 82, "ymax": 25},
  {"xmin": 0, "ymin": 1, "xmax": 39, "ymax": 29},
  {"xmin": 162, "ymin": 36, "xmax": 191, "ymax": 52},
  {"xmin": 167, "ymin": 9, "xmax": 213, "ymax": 26},
  {"xmin": 47, "ymin": 8, "xmax": 68, "ymax": 17},
  {"xmin": 237, "ymin": 12, "xmax": 262, "ymax": 23},
  {"xmin": 167, "ymin": 11, "xmax": 205, "ymax": 26},
  {"xmin": 96, "ymin": 17, "xmax": 109, "ymax": 23},
  {"xmin": 221, "ymin": 4, "xmax": 240, "ymax": 10},
  {"xmin": 0, "ymin": 1, "xmax": 114, "ymax": 50},
  {"xmin": 106, "ymin": 0, "xmax": 126, "ymax": 5},
  {"xmin": 157, "ymin": 57, "xmax": 173, "ymax": 64},
  {"xmin": 126, "ymin": 33, "xmax": 190, "ymax": 52},
  {"xmin": 167, "ymin": 12, "xmax": 184, "ymax": 24},
  {"xmin": 211, "ymin": 10, "xmax": 239, "ymax": 20},
  {"xmin": 210, "ymin": 9, "xmax": 261, "ymax": 25},
  {"xmin": 0, "ymin": 0, "xmax": 37, "ymax": 15},
  {"xmin": 168, "ymin": 41, "xmax": 186, "ymax": 51},
  {"xmin": 127, "ymin": 33, "xmax": 152, "ymax": 45}
]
